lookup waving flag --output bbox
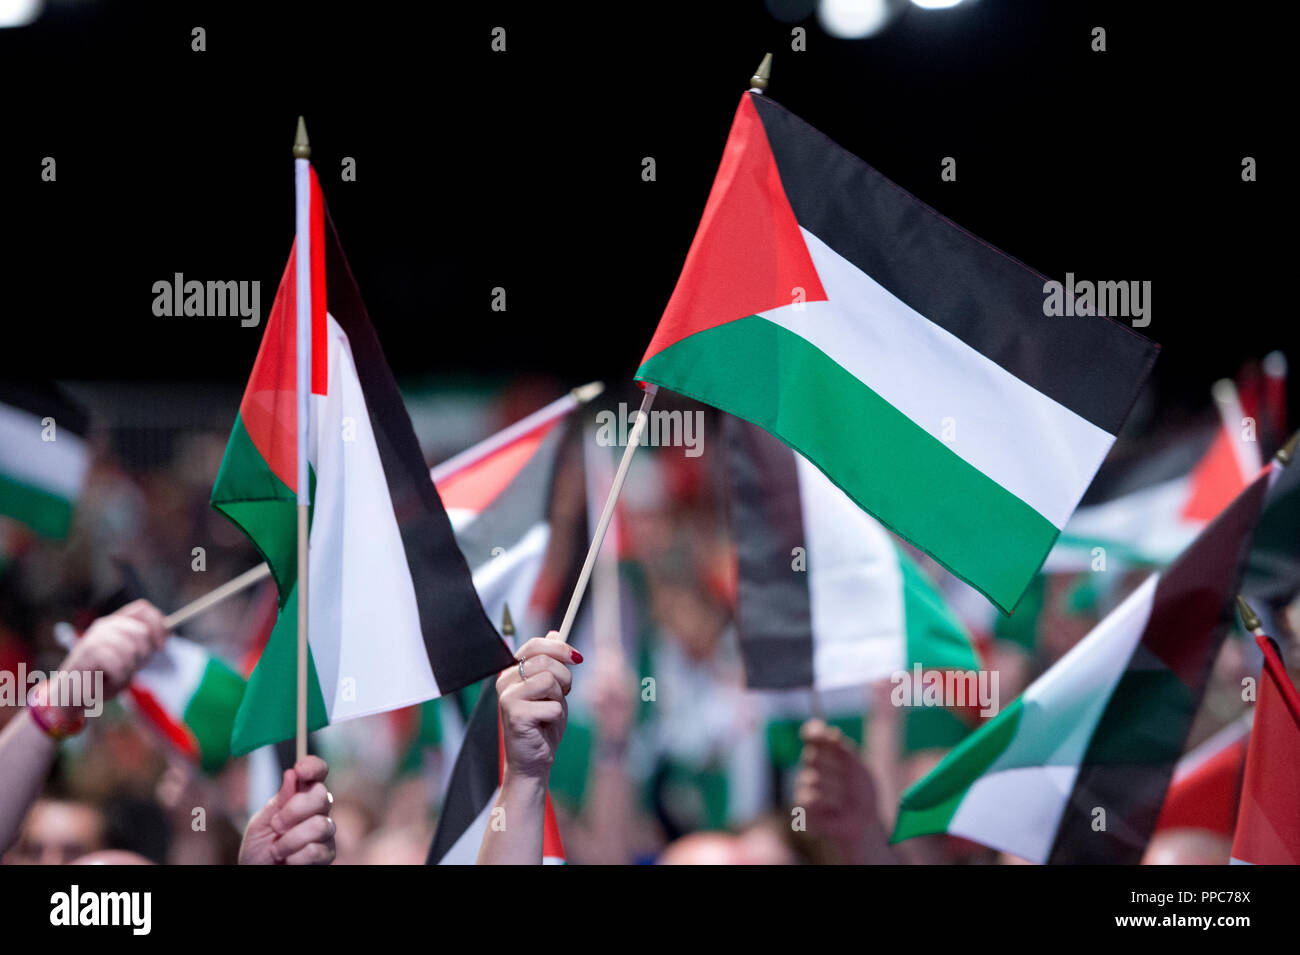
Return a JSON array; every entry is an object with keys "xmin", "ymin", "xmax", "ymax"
[
  {"xmin": 892, "ymin": 464, "xmax": 1273, "ymax": 863},
  {"xmin": 212, "ymin": 165, "xmax": 514, "ymax": 756},
  {"xmin": 0, "ymin": 384, "xmax": 90, "ymax": 539},
  {"xmin": 1231, "ymin": 634, "xmax": 1300, "ymax": 865},
  {"xmin": 128, "ymin": 638, "xmax": 246, "ymax": 773},
  {"xmin": 1048, "ymin": 378, "xmax": 1260, "ymax": 571},
  {"xmin": 635, "ymin": 92, "xmax": 1157, "ymax": 612},
  {"xmin": 724, "ymin": 414, "xmax": 978, "ymax": 690},
  {"xmin": 433, "ymin": 386, "xmax": 592, "ymax": 635}
]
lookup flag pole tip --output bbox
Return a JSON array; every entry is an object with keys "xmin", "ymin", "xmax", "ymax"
[
  {"xmin": 1210, "ymin": 378, "xmax": 1237, "ymax": 405},
  {"xmin": 1275, "ymin": 430, "xmax": 1299, "ymax": 467},
  {"xmin": 571, "ymin": 381, "xmax": 605, "ymax": 404},
  {"xmin": 1236, "ymin": 595, "xmax": 1261, "ymax": 632},
  {"xmin": 293, "ymin": 116, "xmax": 312, "ymax": 159},
  {"xmin": 749, "ymin": 53, "xmax": 772, "ymax": 92},
  {"xmin": 501, "ymin": 603, "xmax": 516, "ymax": 639}
]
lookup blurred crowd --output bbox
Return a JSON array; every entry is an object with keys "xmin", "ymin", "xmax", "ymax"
[{"xmin": 0, "ymin": 379, "xmax": 1289, "ymax": 865}]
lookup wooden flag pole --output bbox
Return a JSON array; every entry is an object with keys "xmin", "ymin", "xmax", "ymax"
[
  {"xmin": 551, "ymin": 58, "xmax": 771, "ymax": 646},
  {"xmin": 163, "ymin": 563, "xmax": 272, "ymax": 630},
  {"xmin": 554, "ymin": 385, "xmax": 657, "ymax": 644},
  {"xmin": 293, "ymin": 116, "xmax": 313, "ymax": 762}
]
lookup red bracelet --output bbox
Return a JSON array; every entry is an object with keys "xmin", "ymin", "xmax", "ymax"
[{"xmin": 27, "ymin": 681, "xmax": 87, "ymax": 741}]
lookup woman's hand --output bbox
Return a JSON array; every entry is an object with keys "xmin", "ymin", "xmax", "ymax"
[
  {"xmin": 477, "ymin": 633, "xmax": 582, "ymax": 864},
  {"xmin": 239, "ymin": 756, "xmax": 336, "ymax": 865},
  {"xmin": 496, "ymin": 633, "xmax": 582, "ymax": 781}
]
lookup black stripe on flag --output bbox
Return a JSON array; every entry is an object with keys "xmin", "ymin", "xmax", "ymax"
[
  {"xmin": 1046, "ymin": 470, "xmax": 1271, "ymax": 864},
  {"xmin": 723, "ymin": 413, "xmax": 815, "ymax": 689},
  {"xmin": 426, "ymin": 680, "xmax": 499, "ymax": 864},
  {"xmin": 748, "ymin": 93, "xmax": 1158, "ymax": 436},
  {"xmin": 321, "ymin": 210, "xmax": 516, "ymax": 693}
]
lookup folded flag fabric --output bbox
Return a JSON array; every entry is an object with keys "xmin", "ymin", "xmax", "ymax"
[
  {"xmin": 0, "ymin": 383, "xmax": 90, "ymax": 539},
  {"xmin": 431, "ymin": 391, "xmax": 577, "ymax": 635},
  {"xmin": 425, "ymin": 675, "xmax": 566, "ymax": 865},
  {"xmin": 1153, "ymin": 714, "xmax": 1251, "ymax": 838},
  {"xmin": 1231, "ymin": 634, "xmax": 1300, "ymax": 864},
  {"xmin": 212, "ymin": 165, "xmax": 514, "ymax": 756},
  {"xmin": 635, "ymin": 92, "xmax": 1157, "ymax": 613},
  {"xmin": 892, "ymin": 465, "xmax": 1274, "ymax": 863},
  {"xmin": 723, "ymin": 414, "xmax": 979, "ymax": 690},
  {"xmin": 128, "ymin": 637, "xmax": 246, "ymax": 773}
]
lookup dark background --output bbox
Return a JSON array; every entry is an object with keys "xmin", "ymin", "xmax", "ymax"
[{"xmin": 0, "ymin": 0, "xmax": 1289, "ymax": 413}]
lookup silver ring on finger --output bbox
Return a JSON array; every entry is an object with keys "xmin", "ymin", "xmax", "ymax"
[{"xmin": 518, "ymin": 658, "xmax": 528, "ymax": 682}]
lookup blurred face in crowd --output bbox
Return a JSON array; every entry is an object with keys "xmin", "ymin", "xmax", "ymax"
[
  {"xmin": 5, "ymin": 798, "xmax": 106, "ymax": 865},
  {"xmin": 652, "ymin": 580, "xmax": 727, "ymax": 662}
]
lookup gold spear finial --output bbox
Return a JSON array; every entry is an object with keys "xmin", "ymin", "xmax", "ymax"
[
  {"xmin": 750, "ymin": 53, "xmax": 772, "ymax": 93},
  {"xmin": 293, "ymin": 116, "xmax": 311, "ymax": 160},
  {"xmin": 501, "ymin": 603, "xmax": 516, "ymax": 639},
  {"xmin": 1275, "ymin": 430, "xmax": 1299, "ymax": 467},
  {"xmin": 1236, "ymin": 594, "xmax": 1262, "ymax": 633}
]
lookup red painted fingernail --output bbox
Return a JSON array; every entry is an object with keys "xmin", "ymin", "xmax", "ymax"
[{"xmin": 571, "ymin": 650, "xmax": 583, "ymax": 664}]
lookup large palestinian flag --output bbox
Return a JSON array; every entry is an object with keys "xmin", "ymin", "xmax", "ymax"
[
  {"xmin": 212, "ymin": 166, "xmax": 514, "ymax": 756},
  {"xmin": 724, "ymin": 414, "xmax": 978, "ymax": 690},
  {"xmin": 1231, "ymin": 634, "xmax": 1300, "ymax": 864},
  {"xmin": 426, "ymin": 674, "xmax": 566, "ymax": 865},
  {"xmin": 0, "ymin": 384, "xmax": 90, "ymax": 539},
  {"xmin": 891, "ymin": 464, "xmax": 1274, "ymax": 863},
  {"xmin": 635, "ymin": 92, "xmax": 1157, "ymax": 613}
]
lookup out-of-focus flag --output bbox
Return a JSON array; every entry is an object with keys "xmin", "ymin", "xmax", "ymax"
[
  {"xmin": 1048, "ymin": 378, "xmax": 1260, "ymax": 571},
  {"xmin": 1231, "ymin": 634, "xmax": 1300, "ymax": 865},
  {"xmin": 211, "ymin": 165, "xmax": 513, "ymax": 756},
  {"xmin": 723, "ymin": 414, "xmax": 979, "ymax": 691},
  {"xmin": 1243, "ymin": 436, "xmax": 1300, "ymax": 606},
  {"xmin": 0, "ymin": 383, "xmax": 90, "ymax": 539},
  {"xmin": 128, "ymin": 638, "xmax": 246, "ymax": 773},
  {"xmin": 892, "ymin": 465, "xmax": 1274, "ymax": 863},
  {"xmin": 634, "ymin": 92, "xmax": 1157, "ymax": 613},
  {"xmin": 425, "ymin": 647, "xmax": 566, "ymax": 865},
  {"xmin": 432, "ymin": 386, "xmax": 592, "ymax": 637},
  {"xmin": 1153, "ymin": 715, "xmax": 1251, "ymax": 838}
]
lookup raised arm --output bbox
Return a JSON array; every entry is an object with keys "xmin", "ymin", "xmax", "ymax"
[
  {"xmin": 477, "ymin": 633, "xmax": 582, "ymax": 864},
  {"xmin": 0, "ymin": 600, "xmax": 166, "ymax": 854}
]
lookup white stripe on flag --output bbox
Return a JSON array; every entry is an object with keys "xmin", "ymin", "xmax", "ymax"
[
  {"xmin": 307, "ymin": 315, "xmax": 440, "ymax": 721},
  {"xmin": 760, "ymin": 229, "xmax": 1116, "ymax": 530},
  {"xmin": 0, "ymin": 403, "xmax": 89, "ymax": 499},
  {"xmin": 794, "ymin": 455, "xmax": 907, "ymax": 689}
]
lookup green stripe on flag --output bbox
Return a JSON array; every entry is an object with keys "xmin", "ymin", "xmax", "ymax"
[
  {"xmin": 891, "ymin": 698, "xmax": 1023, "ymax": 842},
  {"xmin": 637, "ymin": 316, "xmax": 1059, "ymax": 613},
  {"xmin": 0, "ymin": 471, "xmax": 76, "ymax": 539},
  {"xmin": 230, "ymin": 581, "xmax": 329, "ymax": 756},
  {"xmin": 182, "ymin": 657, "xmax": 247, "ymax": 773},
  {"xmin": 211, "ymin": 414, "xmax": 299, "ymax": 605},
  {"xmin": 898, "ymin": 545, "xmax": 981, "ymax": 672}
]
